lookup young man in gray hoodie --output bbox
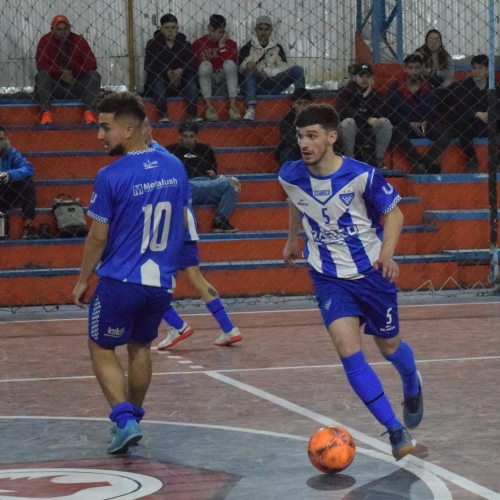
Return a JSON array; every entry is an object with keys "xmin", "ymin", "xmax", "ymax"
[{"xmin": 238, "ymin": 15, "xmax": 305, "ymax": 120}]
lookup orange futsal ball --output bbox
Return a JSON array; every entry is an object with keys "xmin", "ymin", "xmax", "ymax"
[{"xmin": 307, "ymin": 425, "xmax": 356, "ymax": 474}]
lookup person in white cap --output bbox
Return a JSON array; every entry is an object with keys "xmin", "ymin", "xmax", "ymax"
[{"xmin": 238, "ymin": 15, "xmax": 305, "ymax": 120}]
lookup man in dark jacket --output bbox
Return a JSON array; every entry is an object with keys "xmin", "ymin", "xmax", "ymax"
[
  {"xmin": 452, "ymin": 54, "xmax": 500, "ymax": 172},
  {"xmin": 337, "ymin": 63, "xmax": 392, "ymax": 170},
  {"xmin": 167, "ymin": 121, "xmax": 239, "ymax": 233},
  {"xmin": 386, "ymin": 54, "xmax": 453, "ymax": 174},
  {"xmin": 144, "ymin": 14, "xmax": 200, "ymax": 122},
  {"xmin": 0, "ymin": 125, "xmax": 38, "ymax": 239},
  {"xmin": 277, "ymin": 88, "xmax": 312, "ymax": 164},
  {"xmin": 35, "ymin": 15, "xmax": 101, "ymax": 125}
]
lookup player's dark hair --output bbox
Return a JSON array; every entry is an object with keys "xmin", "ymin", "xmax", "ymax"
[
  {"xmin": 209, "ymin": 14, "xmax": 226, "ymax": 30},
  {"xmin": 471, "ymin": 54, "xmax": 489, "ymax": 68},
  {"xmin": 178, "ymin": 121, "xmax": 198, "ymax": 134},
  {"xmin": 294, "ymin": 104, "xmax": 339, "ymax": 132},
  {"xmin": 97, "ymin": 92, "xmax": 146, "ymax": 124},
  {"xmin": 160, "ymin": 14, "xmax": 177, "ymax": 25},
  {"xmin": 404, "ymin": 53, "xmax": 423, "ymax": 66},
  {"xmin": 0, "ymin": 125, "xmax": 5, "ymax": 134}
]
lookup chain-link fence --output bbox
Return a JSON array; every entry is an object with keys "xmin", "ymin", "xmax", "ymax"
[{"xmin": 0, "ymin": 0, "xmax": 499, "ymax": 309}]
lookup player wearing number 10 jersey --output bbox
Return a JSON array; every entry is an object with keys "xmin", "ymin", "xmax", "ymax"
[
  {"xmin": 279, "ymin": 104, "xmax": 423, "ymax": 461},
  {"xmin": 73, "ymin": 92, "xmax": 189, "ymax": 454}
]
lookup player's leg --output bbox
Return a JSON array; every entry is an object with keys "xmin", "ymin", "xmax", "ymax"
[
  {"xmin": 183, "ymin": 264, "xmax": 242, "ymax": 346},
  {"xmin": 126, "ymin": 340, "xmax": 152, "ymax": 413},
  {"xmin": 375, "ymin": 334, "xmax": 423, "ymax": 430},
  {"xmin": 88, "ymin": 277, "xmax": 145, "ymax": 453}
]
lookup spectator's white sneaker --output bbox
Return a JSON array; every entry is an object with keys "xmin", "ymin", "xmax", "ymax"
[
  {"xmin": 243, "ymin": 107, "xmax": 255, "ymax": 121},
  {"xmin": 214, "ymin": 327, "xmax": 242, "ymax": 346}
]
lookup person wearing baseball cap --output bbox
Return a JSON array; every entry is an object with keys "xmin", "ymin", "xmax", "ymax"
[
  {"xmin": 35, "ymin": 15, "xmax": 101, "ymax": 125},
  {"xmin": 337, "ymin": 62, "xmax": 392, "ymax": 170},
  {"xmin": 238, "ymin": 14, "xmax": 305, "ymax": 120}
]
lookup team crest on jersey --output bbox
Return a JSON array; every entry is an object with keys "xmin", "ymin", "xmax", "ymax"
[
  {"xmin": 143, "ymin": 160, "xmax": 159, "ymax": 169},
  {"xmin": 340, "ymin": 191, "xmax": 354, "ymax": 206}
]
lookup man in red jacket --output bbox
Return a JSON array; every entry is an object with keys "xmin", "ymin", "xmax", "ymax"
[
  {"xmin": 35, "ymin": 15, "xmax": 101, "ymax": 125},
  {"xmin": 192, "ymin": 15, "xmax": 242, "ymax": 121}
]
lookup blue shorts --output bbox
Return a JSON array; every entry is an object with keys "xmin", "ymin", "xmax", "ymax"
[
  {"xmin": 88, "ymin": 277, "xmax": 173, "ymax": 348},
  {"xmin": 311, "ymin": 269, "xmax": 399, "ymax": 338},
  {"xmin": 179, "ymin": 240, "xmax": 200, "ymax": 270}
]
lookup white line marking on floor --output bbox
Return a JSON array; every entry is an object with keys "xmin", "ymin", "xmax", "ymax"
[
  {"xmin": 0, "ymin": 415, "xmax": 452, "ymax": 499},
  {"xmin": 204, "ymin": 371, "xmax": 500, "ymax": 500},
  {"xmin": 1, "ymin": 300, "xmax": 498, "ymax": 324},
  {"xmin": 177, "ymin": 360, "xmax": 193, "ymax": 364}
]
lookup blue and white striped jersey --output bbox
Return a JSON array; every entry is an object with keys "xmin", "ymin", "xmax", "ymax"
[{"xmin": 279, "ymin": 156, "xmax": 401, "ymax": 280}]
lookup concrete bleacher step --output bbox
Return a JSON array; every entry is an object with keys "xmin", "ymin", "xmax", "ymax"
[
  {"xmin": 0, "ymin": 252, "xmax": 491, "ymax": 307},
  {"xmin": 0, "ymin": 94, "xmax": 337, "ymax": 126},
  {"xmin": 0, "ymin": 224, "xmax": 440, "ymax": 271}
]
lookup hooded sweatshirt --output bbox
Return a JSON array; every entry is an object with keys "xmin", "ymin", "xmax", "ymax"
[{"xmin": 238, "ymin": 35, "xmax": 290, "ymax": 77}]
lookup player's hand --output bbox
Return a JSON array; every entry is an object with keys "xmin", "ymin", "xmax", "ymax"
[
  {"xmin": 373, "ymin": 256, "xmax": 399, "ymax": 283},
  {"xmin": 73, "ymin": 280, "xmax": 89, "ymax": 309},
  {"xmin": 207, "ymin": 170, "xmax": 217, "ymax": 179},
  {"xmin": 367, "ymin": 117, "xmax": 379, "ymax": 127},
  {"xmin": 0, "ymin": 172, "xmax": 9, "ymax": 183},
  {"xmin": 284, "ymin": 239, "xmax": 301, "ymax": 268},
  {"xmin": 476, "ymin": 111, "xmax": 488, "ymax": 124},
  {"xmin": 219, "ymin": 30, "xmax": 229, "ymax": 45}
]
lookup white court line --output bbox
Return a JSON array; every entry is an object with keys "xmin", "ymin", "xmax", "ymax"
[
  {"xmin": 205, "ymin": 371, "xmax": 500, "ymax": 500},
  {"xmin": 1, "ymin": 355, "xmax": 500, "ymax": 384},
  {"xmin": 0, "ymin": 415, "xmax": 451, "ymax": 500},
  {"xmin": 1, "ymin": 300, "xmax": 499, "ymax": 324}
]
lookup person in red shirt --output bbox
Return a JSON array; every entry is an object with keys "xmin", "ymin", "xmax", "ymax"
[
  {"xmin": 192, "ymin": 15, "xmax": 242, "ymax": 121},
  {"xmin": 35, "ymin": 15, "xmax": 101, "ymax": 125}
]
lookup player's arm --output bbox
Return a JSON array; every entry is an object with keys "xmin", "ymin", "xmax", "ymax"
[
  {"xmin": 73, "ymin": 220, "xmax": 109, "ymax": 308},
  {"xmin": 284, "ymin": 200, "xmax": 302, "ymax": 268},
  {"xmin": 373, "ymin": 205, "xmax": 404, "ymax": 283}
]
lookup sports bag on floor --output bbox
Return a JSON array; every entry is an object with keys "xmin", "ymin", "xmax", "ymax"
[{"xmin": 52, "ymin": 194, "xmax": 89, "ymax": 238}]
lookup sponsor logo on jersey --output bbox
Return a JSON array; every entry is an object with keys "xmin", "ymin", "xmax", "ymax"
[
  {"xmin": 311, "ymin": 224, "xmax": 359, "ymax": 244},
  {"xmin": 143, "ymin": 160, "xmax": 159, "ymax": 169},
  {"xmin": 323, "ymin": 298, "xmax": 332, "ymax": 310},
  {"xmin": 105, "ymin": 326, "xmax": 125, "ymax": 338},
  {"xmin": 340, "ymin": 192, "xmax": 354, "ymax": 206},
  {"xmin": 297, "ymin": 199, "xmax": 309, "ymax": 207},
  {"xmin": 184, "ymin": 153, "xmax": 198, "ymax": 159},
  {"xmin": 133, "ymin": 184, "xmax": 144, "ymax": 196},
  {"xmin": 314, "ymin": 189, "xmax": 331, "ymax": 197},
  {"xmin": 90, "ymin": 192, "xmax": 98, "ymax": 204},
  {"xmin": 133, "ymin": 178, "xmax": 178, "ymax": 196}
]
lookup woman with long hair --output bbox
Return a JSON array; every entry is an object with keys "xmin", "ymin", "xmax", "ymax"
[{"xmin": 415, "ymin": 29, "xmax": 455, "ymax": 88}]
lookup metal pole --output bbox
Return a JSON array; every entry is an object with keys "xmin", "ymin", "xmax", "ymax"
[
  {"xmin": 372, "ymin": 0, "xmax": 383, "ymax": 63},
  {"xmin": 396, "ymin": 0, "xmax": 403, "ymax": 64},
  {"xmin": 487, "ymin": 0, "xmax": 498, "ymax": 286},
  {"xmin": 127, "ymin": 0, "xmax": 136, "ymax": 91}
]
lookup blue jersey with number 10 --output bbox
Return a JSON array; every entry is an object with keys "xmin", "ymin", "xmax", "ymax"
[
  {"xmin": 88, "ymin": 148, "xmax": 190, "ymax": 290},
  {"xmin": 279, "ymin": 156, "xmax": 401, "ymax": 280}
]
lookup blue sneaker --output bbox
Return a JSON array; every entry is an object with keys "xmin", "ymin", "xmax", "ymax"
[
  {"xmin": 107, "ymin": 419, "xmax": 142, "ymax": 454},
  {"xmin": 403, "ymin": 371, "xmax": 423, "ymax": 429},
  {"xmin": 387, "ymin": 427, "xmax": 416, "ymax": 461}
]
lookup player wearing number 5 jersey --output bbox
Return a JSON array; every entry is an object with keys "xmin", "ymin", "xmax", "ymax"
[
  {"xmin": 73, "ymin": 92, "xmax": 189, "ymax": 454},
  {"xmin": 279, "ymin": 104, "xmax": 423, "ymax": 461}
]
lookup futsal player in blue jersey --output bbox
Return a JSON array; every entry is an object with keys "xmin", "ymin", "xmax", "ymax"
[
  {"xmin": 72, "ymin": 92, "xmax": 190, "ymax": 454},
  {"xmin": 279, "ymin": 104, "xmax": 423, "ymax": 461},
  {"xmin": 142, "ymin": 120, "xmax": 242, "ymax": 347}
]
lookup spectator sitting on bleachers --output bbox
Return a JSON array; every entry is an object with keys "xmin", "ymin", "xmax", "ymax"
[
  {"xmin": 192, "ymin": 15, "xmax": 242, "ymax": 122},
  {"xmin": 166, "ymin": 121, "xmax": 240, "ymax": 233},
  {"xmin": 386, "ymin": 54, "xmax": 454, "ymax": 174},
  {"xmin": 415, "ymin": 29, "xmax": 455, "ymax": 90},
  {"xmin": 451, "ymin": 54, "xmax": 500, "ymax": 173},
  {"xmin": 144, "ymin": 14, "xmax": 200, "ymax": 123},
  {"xmin": 337, "ymin": 63, "xmax": 392, "ymax": 170},
  {"xmin": 35, "ymin": 15, "xmax": 101, "ymax": 125},
  {"xmin": 0, "ymin": 125, "xmax": 38, "ymax": 239},
  {"xmin": 239, "ymin": 15, "xmax": 306, "ymax": 121},
  {"xmin": 276, "ymin": 88, "xmax": 312, "ymax": 165}
]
